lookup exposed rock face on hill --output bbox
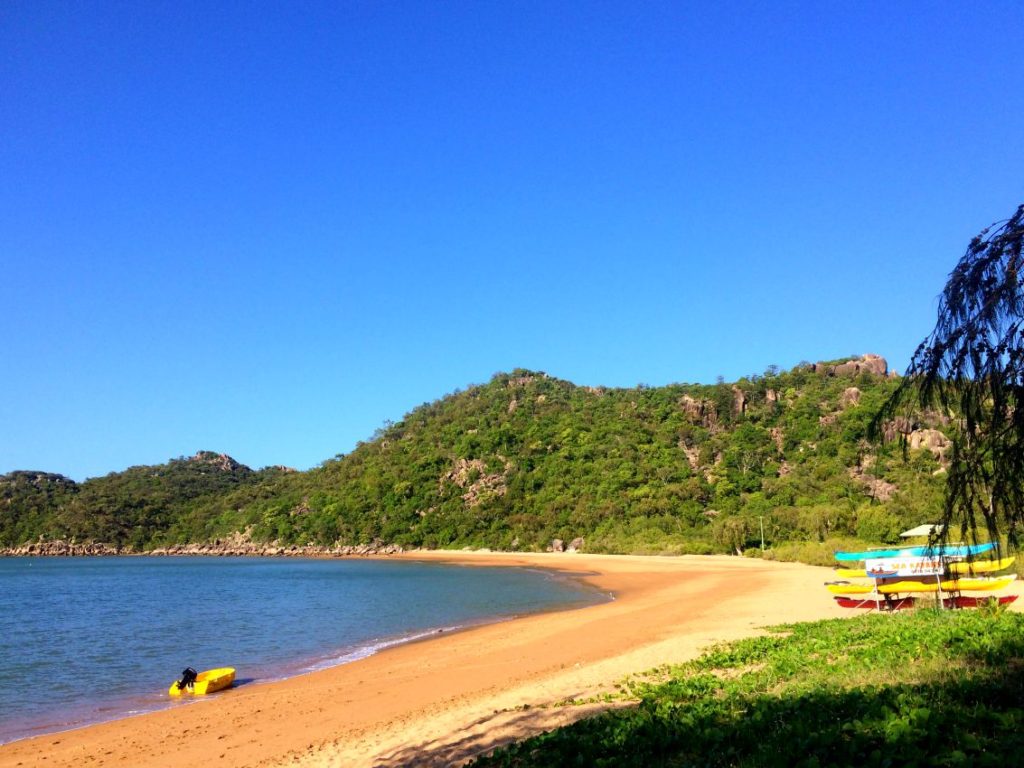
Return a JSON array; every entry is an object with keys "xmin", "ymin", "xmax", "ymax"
[
  {"xmin": 441, "ymin": 458, "xmax": 509, "ymax": 507},
  {"xmin": 679, "ymin": 395, "xmax": 718, "ymax": 428},
  {"xmin": 909, "ymin": 429, "xmax": 952, "ymax": 463},
  {"xmin": 880, "ymin": 416, "xmax": 914, "ymax": 443},
  {"xmin": 840, "ymin": 387, "xmax": 862, "ymax": 408},
  {"xmin": 188, "ymin": 451, "xmax": 249, "ymax": 473},
  {"xmin": 732, "ymin": 386, "xmax": 747, "ymax": 417},
  {"xmin": 811, "ymin": 354, "xmax": 888, "ymax": 377},
  {"xmin": 848, "ymin": 463, "xmax": 899, "ymax": 502}
]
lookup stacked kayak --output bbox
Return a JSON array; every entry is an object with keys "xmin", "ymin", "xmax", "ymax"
[
  {"xmin": 835, "ymin": 595, "xmax": 1018, "ymax": 611},
  {"xmin": 827, "ymin": 574, "xmax": 1016, "ymax": 595},
  {"xmin": 836, "ymin": 556, "xmax": 1016, "ymax": 579},
  {"xmin": 833, "ymin": 542, "xmax": 996, "ymax": 562},
  {"xmin": 827, "ymin": 542, "xmax": 1019, "ymax": 611}
]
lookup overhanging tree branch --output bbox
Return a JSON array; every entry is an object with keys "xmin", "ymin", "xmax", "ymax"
[{"xmin": 871, "ymin": 204, "xmax": 1024, "ymax": 550}]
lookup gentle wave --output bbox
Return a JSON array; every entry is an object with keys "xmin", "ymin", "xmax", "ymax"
[{"xmin": 301, "ymin": 624, "xmax": 464, "ymax": 673}]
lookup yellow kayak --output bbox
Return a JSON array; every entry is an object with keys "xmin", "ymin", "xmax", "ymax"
[
  {"xmin": 168, "ymin": 667, "xmax": 236, "ymax": 696},
  {"xmin": 827, "ymin": 574, "xmax": 1016, "ymax": 595},
  {"xmin": 947, "ymin": 556, "xmax": 1017, "ymax": 575},
  {"xmin": 835, "ymin": 556, "xmax": 1016, "ymax": 579}
]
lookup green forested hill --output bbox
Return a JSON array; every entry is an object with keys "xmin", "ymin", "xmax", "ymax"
[
  {"xmin": 0, "ymin": 452, "xmax": 277, "ymax": 549},
  {"xmin": 1, "ymin": 358, "xmax": 949, "ymax": 554},
  {"xmin": 0, "ymin": 471, "xmax": 79, "ymax": 546}
]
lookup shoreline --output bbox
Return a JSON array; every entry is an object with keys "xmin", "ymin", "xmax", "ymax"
[
  {"xmin": 3, "ymin": 551, "xmax": 1007, "ymax": 768},
  {"xmin": 0, "ymin": 554, "xmax": 607, "ymax": 748}
]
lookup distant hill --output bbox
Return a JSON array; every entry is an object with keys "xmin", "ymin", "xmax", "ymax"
[
  {"xmin": 0, "ymin": 471, "xmax": 79, "ymax": 546},
  {"xmin": 1, "ymin": 451, "xmax": 268, "ymax": 549},
  {"xmin": 0, "ymin": 357, "xmax": 950, "ymax": 554}
]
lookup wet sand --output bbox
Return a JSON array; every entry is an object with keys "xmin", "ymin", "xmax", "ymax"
[{"xmin": 1, "ymin": 551, "xmax": 979, "ymax": 767}]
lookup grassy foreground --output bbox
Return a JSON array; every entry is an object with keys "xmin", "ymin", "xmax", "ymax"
[{"xmin": 472, "ymin": 608, "xmax": 1024, "ymax": 767}]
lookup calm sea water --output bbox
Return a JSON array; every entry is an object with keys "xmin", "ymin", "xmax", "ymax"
[{"xmin": 0, "ymin": 556, "xmax": 604, "ymax": 744}]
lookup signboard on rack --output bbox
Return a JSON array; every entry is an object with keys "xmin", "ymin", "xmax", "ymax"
[{"xmin": 864, "ymin": 556, "xmax": 944, "ymax": 578}]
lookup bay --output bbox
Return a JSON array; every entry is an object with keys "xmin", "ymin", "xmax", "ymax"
[{"xmin": 0, "ymin": 556, "xmax": 604, "ymax": 744}]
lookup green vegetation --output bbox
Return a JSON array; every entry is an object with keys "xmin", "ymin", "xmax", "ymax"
[
  {"xmin": 0, "ymin": 471, "xmax": 77, "ymax": 546},
  {"xmin": 0, "ymin": 453, "xmax": 271, "ymax": 549},
  {"xmin": 472, "ymin": 608, "xmax": 1024, "ymax": 767},
  {"xmin": 1, "ymin": 360, "xmax": 951, "ymax": 553}
]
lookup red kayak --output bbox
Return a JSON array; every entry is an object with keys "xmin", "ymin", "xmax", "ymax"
[
  {"xmin": 834, "ymin": 596, "xmax": 915, "ymax": 611},
  {"xmin": 953, "ymin": 594, "xmax": 1018, "ymax": 608},
  {"xmin": 835, "ymin": 595, "xmax": 1018, "ymax": 610}
]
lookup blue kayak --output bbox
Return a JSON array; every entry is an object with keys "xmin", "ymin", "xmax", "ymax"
[{"xmin": 834, "ymin": 542, "xmax": 996, "ymax": 562}]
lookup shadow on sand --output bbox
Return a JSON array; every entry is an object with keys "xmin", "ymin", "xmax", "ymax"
[{"xmin": 372, "ymin": 696, "xmax": 625, "ymax": 767}]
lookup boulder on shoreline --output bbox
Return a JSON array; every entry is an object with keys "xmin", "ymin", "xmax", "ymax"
[
  {"xmin": 3, "ymin": 539, "xmax": 124, "ymax": 556},
  {"xmin": 1, "ymin": 538, "xmax": 405, "ymax": 558}
]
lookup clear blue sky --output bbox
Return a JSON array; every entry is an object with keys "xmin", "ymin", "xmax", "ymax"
[{"xmin": 2, "ymin": 2, "xmax": 1022, "ymax": 480}]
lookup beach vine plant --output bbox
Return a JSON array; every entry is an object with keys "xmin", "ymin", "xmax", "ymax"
[{"xmin": 471, "ymin": 610, "xmax": 1024, "ymax": 767}]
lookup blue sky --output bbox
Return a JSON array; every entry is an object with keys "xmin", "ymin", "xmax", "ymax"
[{"xmin": 2, "ymin": 2, "xmax": 1022, "ymax": 480}]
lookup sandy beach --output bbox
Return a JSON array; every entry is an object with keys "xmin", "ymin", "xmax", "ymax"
[{"xmin": 0, "ymin": 551, "xmax": 988, "ymax": 768}]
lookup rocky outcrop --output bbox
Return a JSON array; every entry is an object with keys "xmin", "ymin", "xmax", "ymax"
[
  {"xmin": 507, "ymin": 373, "xmax": 546, "ymax": 388},
  {"xmin": 680, "ymin": 442, "xmax": 702, "ymax": 471},
  {"xmin": 840, "ymin": 387, "xmax": 862, "ymax": 408},
  {"xmin": 440, "ymin": 458, "xmax": 509, "ymax": 507},
  {"xmin": 188, "ymin": 451, "xmax": 249, "ymax": 473},
  {"xmin": 679, "ymin": 395, "xmax": 702, "ymax": 421},
  {"xmin": 679, "ymin": 395, "xmax": 717, "ymax": 429},
  {"xmin": 881, "ymin": 417, "xmax": 914, "ymax": 443},
  {"xmin": 848, "ymin": 466, "xmax": 898, "ymax": 502},
  {"xmin": 679, "ymin": 387, "xmax": 747, "ymax": 423},
  {"xmin": 1, "ymin": 536, "xmax": 405, "ymax": 558},
  {"xmin": 546, "ymin": 537, "xmax": 584, "ymax": 552},
  {"xmin": 908, "ymin": 429, "xmax": 951, "ymax": 462},
  {"xmin": 4, "ymin": 539, "xmax": 125, "ymax": 556},
  {"xmin": 732, "ymin": 386, "xmax": 747, "ymax": 417},
  {"xmin": 819, "ymin": 388, "xmax": 862, "ymax": 427},
  {"xmin": 146, "ymin": 541, "xmax": 405, "ymax": 557},
  {"xmin": 811, "ymin": 354, "xmax": 888, "ymax": 378}
]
